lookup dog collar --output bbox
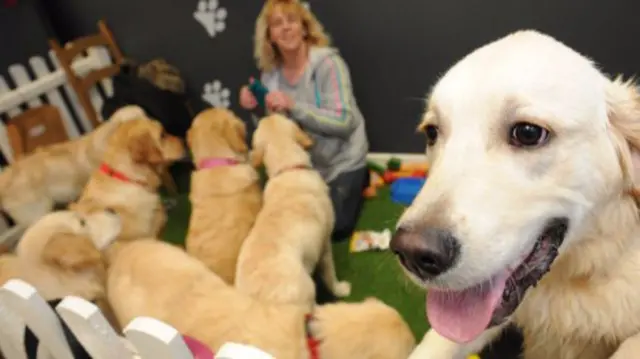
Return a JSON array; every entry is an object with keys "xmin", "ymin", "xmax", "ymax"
[
  {"xmin": 305, "ymin": 313, "xmax": 321, "ymax": 359},
  {"xmin": 99, "ymin": 163, "xmax": 147, "ymax": 187},
  {"xmin": 197, "ymin": 157, "xmax": 240, "ymax": 170}
]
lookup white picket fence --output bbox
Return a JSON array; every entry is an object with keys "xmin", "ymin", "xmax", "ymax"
[
  {"xmin": 0, "ymin": 46, "xmax": 113, "ymax": 164},
  {"xmin": 0, "ymin": 279, "xmax": 278, "ymax": 359},
  {"xmin": 0, "ymin": 279, "xmax": 203, "ymax": 359}
]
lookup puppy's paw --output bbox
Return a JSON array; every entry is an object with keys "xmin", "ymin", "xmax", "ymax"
[{"xmin": 333, "ymin": 281, "xmax": 352, "ymax": 297}]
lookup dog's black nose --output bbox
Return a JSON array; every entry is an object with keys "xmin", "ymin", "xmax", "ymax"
[{"xmin": 390, "ymin": 226, "xmax": 460, "ymax": 279}]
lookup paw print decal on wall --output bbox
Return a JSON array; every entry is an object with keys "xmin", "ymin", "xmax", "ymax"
[
  {"xmin": 202, "ymin": 80, "xmax": 231, "ymax": 108},
  {"xmin": 194, "ymin": 0, "xmax": 228, "ymax": 38}
]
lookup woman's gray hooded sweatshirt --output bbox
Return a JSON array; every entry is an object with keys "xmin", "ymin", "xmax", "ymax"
[{"xmin": 260, "ymin": 46, "xmax": 369, "ymax": 182}]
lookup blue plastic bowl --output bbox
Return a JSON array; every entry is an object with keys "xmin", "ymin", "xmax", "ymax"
[{"xmin": 390, "ymin": 177, "xmax": 426, "ymax": 206}]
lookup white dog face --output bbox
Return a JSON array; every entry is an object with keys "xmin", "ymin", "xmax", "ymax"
[{"xmin": 390, "ymin": 30, "xmax": 639, "ymax": 343}]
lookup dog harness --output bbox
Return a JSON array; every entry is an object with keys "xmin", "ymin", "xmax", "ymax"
[
  {"xmin": 99, "ymin": 163, "xmax": 147, "ymax": 187},
  {"xmin": 197, "ymin": 157, "xmax": 240, "ymax": 170},
  {"xmin": 305, "ymin": 313, "xmax": 321, "ymax": 359}
]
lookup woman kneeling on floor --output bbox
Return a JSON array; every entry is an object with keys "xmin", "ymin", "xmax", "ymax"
[{"xmin": 240, "ymin": 0, "xmax": 370, "ymax": 241}]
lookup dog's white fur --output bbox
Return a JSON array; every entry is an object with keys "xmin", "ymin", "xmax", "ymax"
[{"xmin": 402, "ymin": 30, "xmax": 640, "ymax": 359}]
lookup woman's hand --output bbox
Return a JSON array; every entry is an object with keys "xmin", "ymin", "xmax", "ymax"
[
  {"xmin": 266, "ymin": 91, "xmax": 294, "ymax": 112},
  {"xmin": 239, "ymin": 84, "xmax": 257, "ymax": 110}
]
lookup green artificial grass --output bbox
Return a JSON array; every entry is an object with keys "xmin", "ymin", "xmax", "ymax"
[
  {"xmin": 331, "ymin": 186, "xmax": 429, "ymax": 338},
  {"xmin": 161, "ymin": 165, "xmax": 428, "ymax": 340}
]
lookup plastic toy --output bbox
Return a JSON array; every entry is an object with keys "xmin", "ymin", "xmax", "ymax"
[
  {"xmin": 248, "ymin": 79, "xmax": 270, "ymax": 109},
  {"xmin": 386, "ymin": 157, "xmax": 429, "ymax": 173},
  {"xmin": 366, "ymin": 160, "xmax": 386, "ymax": 176},
  {"xmin": 363, "ymin": 171, "xmax": 385, "ymax": 198},
  {"xmin": 387, "ymin": 157, "xmax": 403, "ymax": 171},
  {"xmin": 390, "ymin": 177, "xmax": 426, "ymax": 205},
  {"xmin": 383, "ymin": 169, "xmax": 425, "ymax": 184},
  {"xmin": 349, "ymin": 229, "xmax": 392, "ymax": 252}
]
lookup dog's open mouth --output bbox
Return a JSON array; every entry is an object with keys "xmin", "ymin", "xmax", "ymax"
[{"xmin": 427, "ymin": 217, "xmax": 569, "ymax": 344}]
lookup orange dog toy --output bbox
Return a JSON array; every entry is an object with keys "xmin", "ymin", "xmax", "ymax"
[{"xmin": 363, "ymin": 171, "xmax": 385, "ymax": 198}]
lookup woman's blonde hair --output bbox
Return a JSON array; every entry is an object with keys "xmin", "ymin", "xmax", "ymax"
[{"xmin": 254, "ymin": 0, "xmax": 332, "ymax": 72}]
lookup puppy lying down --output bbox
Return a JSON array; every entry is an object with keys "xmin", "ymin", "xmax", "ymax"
[{"xmin": 106, "ymin": 239, "xmax": 416, "ymax": 359}]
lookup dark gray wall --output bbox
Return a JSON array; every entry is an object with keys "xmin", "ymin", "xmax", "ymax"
[
  {"xmin": 0, "ymin": 0, "xmax": 55, "ymax": 85},
  {"xmin": 7, "ymin": 0, "xmax": 640, "ymax": 152}
]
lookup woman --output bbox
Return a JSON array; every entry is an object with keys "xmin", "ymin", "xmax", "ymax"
[{"xmin": 239, "ymin": 0, "xmax": 369, "ymax": 241}]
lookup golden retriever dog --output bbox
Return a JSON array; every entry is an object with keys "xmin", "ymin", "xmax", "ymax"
[
  {"xmin": 235, "ymin": 114, "xmax": 349, "ymax": 307},
  {"xmin": 0, "ymin": 105, "xmax": 144, "ymax": 228},
  {"xmin": 185, "ymin": 108, "xmax": 262, "ymax": 284},
  {"xmin": 72, "ymin": 116, "xmax": 185, "ymax": 242},
  {"xmin": 106, "ymin": 238, "xmax": 416, "ymax": 359},
  {"xmin": 0, "ymin": 208, "xmax": 120, "ymax": 318},
  {"xmin": 390, "ymin": 30, "xmax": 640, "ymax": 359}
]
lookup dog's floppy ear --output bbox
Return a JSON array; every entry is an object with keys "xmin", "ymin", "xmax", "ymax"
[
  {"xmin": 42, "ymin": 233, "xmax": 103, "ymax": 272},
  {"xmin": 226, "ymin": 120, "xmax": 249, "ymax": 153},
  {"xmin": 129, "ymin": 132, "xmax": 163, "ymax": 164},
  {"xmin": 607, "ymin": 76, "xmax": 640, "ymax": 201},
  {"xmin": 294, "ymin": 127, "xmax": 314, "ymax": 149},
  {"xmin": 250, "ymin": 145, "xmax": 265, "ymax": 168}
]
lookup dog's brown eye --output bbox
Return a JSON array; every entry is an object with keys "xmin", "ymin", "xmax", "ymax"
[
  {"xmin": 78, "ymin": 218, "xmax": 86, "ymax": 227},
  {"xmin": 509, "ymin": 122, "xmax": 549, "ymax": 148},
  {"xmin": 423, "ymin": 125, "xmax": 439, "ymax": 146}
]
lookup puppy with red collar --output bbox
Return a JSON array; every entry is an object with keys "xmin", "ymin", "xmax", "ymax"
[{"xmin": 71, "ymin": 115, "xmax": 185, "ymax": 243}]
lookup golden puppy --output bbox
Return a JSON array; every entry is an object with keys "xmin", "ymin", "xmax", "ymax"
[
  {"xmin": 107, "ymin": 239, "xmax": 416, "ymax": 359},
  {"xmin": 185, "ymin": 108, "xmax": 262, "ymax": 284},
  {"xmin": 72, "ymin": 116, "xmax": 185, "ymax": 242},
  {"xmin": 0, "ymin": 105, "xmax": 145, "ymax": 228},
  {"xmin": 235, "ymin": 114, "xmax": 349, "ymax": 307},
  {"xmin": 0, "ymin": 208, "xmax": 120, "ymax": 318},
  {"xmin": 391, "ymin": 30, "xmax": 640, "ymax": 359}
]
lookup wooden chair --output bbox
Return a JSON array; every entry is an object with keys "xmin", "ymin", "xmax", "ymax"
[
  {"xmin": 49, "ymin": 20, "xmax": 179, "ymax": 196},
  {"xmin": 6, "ymin": 105, "xmax": 69, "ymax": 160},
  {"xmin": 49, "ymin": 20, "xmax": 123, "ymax": 129}
]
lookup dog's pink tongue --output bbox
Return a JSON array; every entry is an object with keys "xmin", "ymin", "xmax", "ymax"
[{"xmin": 426, "ymin": 270, "xmax": 510, "ymax": 344}]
